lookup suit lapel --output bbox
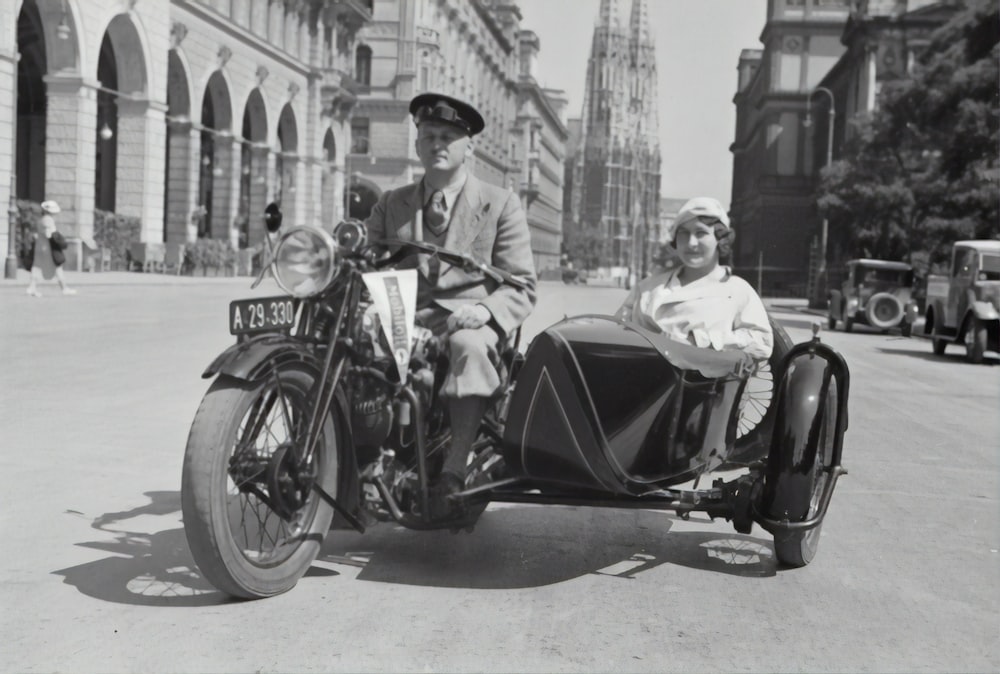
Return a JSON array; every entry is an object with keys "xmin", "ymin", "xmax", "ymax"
[
  {"xmin": 444, "ymin": 174, "xmax": 489, "ymax": 255},
  {"xmin": 386, "ymin": 183, "xmax": 421, "ymax": 241}
]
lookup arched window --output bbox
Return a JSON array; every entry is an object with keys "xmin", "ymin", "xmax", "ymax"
[{"xmin": 355, "ymin": 44, "xmax": 372, "ymax": 86}]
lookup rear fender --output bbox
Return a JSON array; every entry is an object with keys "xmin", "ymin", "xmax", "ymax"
[{"xmin": 759, "ymin": 341, "xmax": 849, "ymax": 527}]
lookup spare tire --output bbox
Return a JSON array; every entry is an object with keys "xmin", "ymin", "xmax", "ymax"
[{"xmin": 866, "ymin": 293, "xmax": 904, "ymax": 329}]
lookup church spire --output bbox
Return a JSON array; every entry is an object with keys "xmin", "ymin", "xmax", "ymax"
[
  {"xmin": 598, "ymin": 0, "xmax": 625, "ymax": 30},
  {"xmin": 629, "ymin": 0, "xmax": 652, "ymax": 48}
]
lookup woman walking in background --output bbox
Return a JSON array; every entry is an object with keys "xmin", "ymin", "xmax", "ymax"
[{"xmin": 25, "ymin": 200, "xmax": 76, "ymax": 297}]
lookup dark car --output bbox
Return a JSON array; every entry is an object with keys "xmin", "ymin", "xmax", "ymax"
[{"xmin": 828, "ymin": 259, "xmax": 919, "ymax": 336}]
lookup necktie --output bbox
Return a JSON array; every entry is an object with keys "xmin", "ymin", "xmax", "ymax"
[{"xmin": 425, "ymin": 190, "xmax": 447, "ymax": 236}]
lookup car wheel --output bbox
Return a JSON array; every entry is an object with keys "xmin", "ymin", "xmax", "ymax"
[
  {"xmin": 931, "ymin": 319, "xmax": 948, "ymax": 355},
  {"xmin": 964, "ymin": 316, "xmax": 987, "ymax": 364}
]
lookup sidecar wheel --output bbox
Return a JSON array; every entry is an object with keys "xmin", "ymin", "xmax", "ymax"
[
  {"xmin": 182, "ymin": 370, "xmax": 339, "ymax": 599},
  {"xmin": 771, "ymin": 376, "xmax": 838, "ymax": 568},
  {"xmin": 729, "ymin": 319, "xmax": 794, "ymax": 465}
]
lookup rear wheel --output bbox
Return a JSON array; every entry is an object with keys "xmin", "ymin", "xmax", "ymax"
[
  {"xmin": 182, "ymin": 369, "xmax": 339, "ymax": 599},
  {"xmin": 772, "ymin": 377, "xmax": 838, "ymax": 568},
  {"xmin": 964, "ymin": 316, "xmax": 987, "ymax": 364}
]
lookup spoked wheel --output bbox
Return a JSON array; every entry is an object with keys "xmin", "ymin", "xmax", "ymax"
[
  {"xmin": 771, "ymin": 376, "xmax": 838, "ymax": 568},
  {"xmin": 729, "ymin": 319, "xmax": 794, "ymax": 465},
  {"xmin": 181, "ymin": 369, "xmax": 339, "ymax": 599}
]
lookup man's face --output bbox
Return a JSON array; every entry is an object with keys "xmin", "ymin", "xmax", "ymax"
[{"xmin": 415, "ymin": 121, "xmax": 472, "ymax": 173}]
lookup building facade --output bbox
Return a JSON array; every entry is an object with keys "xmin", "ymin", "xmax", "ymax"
[
  {"xmin": 564, "ymin": 0, "xmax": 662, "ymax": 283},
  {"xmin": 346, "ymin": 0, "xmax": 568, "ymax": 272},
  {"xmin": 729, "ymin": 0, "xmax": 956, "ymax": 297},
  {"xmin": 729, "ymin": 0, "xmax": 851, "ymax": 297},
  {"xmin": 2, "ymin": 0, "xmax": 372, "ymax": 273}
]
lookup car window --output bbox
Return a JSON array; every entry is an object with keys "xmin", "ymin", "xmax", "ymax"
[
  {"xmin": 859, "ymin": 268, "xmax": 911, "ymax": 284},
  {"xmin": 954, "ymin": 250, "xmax": 976, "ymax": 279},
  {"xmin": 980, "ymin": 254, "xmax": 1000, "ymax": 281}
]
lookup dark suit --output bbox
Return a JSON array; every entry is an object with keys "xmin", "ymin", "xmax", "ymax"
[{"xmin": 365, "ymin": 174, "xmax": 537, "ymax": 397}]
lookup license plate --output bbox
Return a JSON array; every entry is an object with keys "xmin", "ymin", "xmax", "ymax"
[{"xmin": 230, "ymin": 296, "xmax": 297, "ymax": 335}]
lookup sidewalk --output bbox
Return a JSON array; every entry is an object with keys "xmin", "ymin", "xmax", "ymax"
[{"xmin": 1, "ymin": 268, "xmax": 252, "ymax": 288}]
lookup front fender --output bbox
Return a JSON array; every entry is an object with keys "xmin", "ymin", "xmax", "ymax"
[
  {"xmin": 970, "ymin": 301, "xmax": 1000, "ymax": 321},
  {"xmin": 203, "ymin": 333, "xmax": 323, "ymax": 381},
  {"xmin": 759, "ymin": 341, "xmax": 849, "ymax": 525}
]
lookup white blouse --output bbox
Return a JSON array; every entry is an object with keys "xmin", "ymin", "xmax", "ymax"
[{"xmin": 616, "ymin": 266, "xmax": 773, "ymax": 361}]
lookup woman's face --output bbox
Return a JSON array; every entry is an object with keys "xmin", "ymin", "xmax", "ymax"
[{"xmin": 674, "ymin": 218, "xmax": 720, "ymax": 271}]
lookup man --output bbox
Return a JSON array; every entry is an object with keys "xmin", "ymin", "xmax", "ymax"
[{"xmin": 364, "ymin": 93, "xmax": 537, "ymax": 518}]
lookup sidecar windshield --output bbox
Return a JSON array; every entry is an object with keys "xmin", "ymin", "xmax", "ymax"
[{"xmin": 568, "ymin": 315, "xmax": 749, "ymax": 379}]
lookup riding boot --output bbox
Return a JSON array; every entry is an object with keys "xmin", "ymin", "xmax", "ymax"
[{"xmin": 430, "ymin": 395, "xmax": 489, "ymax": 519}]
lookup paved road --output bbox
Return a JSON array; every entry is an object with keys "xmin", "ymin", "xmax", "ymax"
[{"xmin": 1, "ymin": 276, "xmax": 997, "ymax": 673}]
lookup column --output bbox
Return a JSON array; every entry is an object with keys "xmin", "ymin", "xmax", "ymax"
[
  {"xmin": 210, "ymin": 132, "xmax": 239, "ymax": 241},
  {"xmin": 44, "ymin": 74, "xmax": 98, "ymax": 243},
  {"xmin": 165, "ymin": 118, "xmax": 199, "ymax": 243},
  {"xmin": 0, "ymin": 49, "xmax": 16, "ymax": 269},
  {"xmin": 116, "ymin": 98, "xmax": 167, "ymax": 242},
  {"xmin": 247, "ymin": 143, "xmax": 270, "ymax": 246}
]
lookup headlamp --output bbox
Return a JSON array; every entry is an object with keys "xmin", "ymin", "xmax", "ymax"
[{"xmin": 272, "ymin": 226, "xmax": 339, "ymax": 298}]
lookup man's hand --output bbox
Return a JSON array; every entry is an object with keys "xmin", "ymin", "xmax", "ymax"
[{"xmin": 447, "ymin": 304, "xmax": 491, "ymax": 332}]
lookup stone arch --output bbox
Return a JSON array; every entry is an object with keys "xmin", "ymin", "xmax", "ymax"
[
  {"xmin": 15, "ymin": 0, "xmax": 48, "ymax": 205},
  {"xmin": 94, "ymin": 13, "xmax": 151, "ymax": 217},
  {"xmin": 275, "ymin": 103, "xmax": 298, "ymax": 220},
  {"xmin": 320, "ymin": 127, "xmax": 338, "ymax": 229},
  {"xmin": 198, "ymin": 70, "xmax": 234, "ymax": 239},
  {"xmin": 164, "ymin": 49, "xmax": 193, "ymax": 243},
  {"xmin": 239, "ymin": 88, "xmax": 269, "ymax": 246}
]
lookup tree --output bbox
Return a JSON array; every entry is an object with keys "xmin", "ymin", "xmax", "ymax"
[{"xmin": 819, "ymin": 0, "xmax": 999, "ymax": 272}]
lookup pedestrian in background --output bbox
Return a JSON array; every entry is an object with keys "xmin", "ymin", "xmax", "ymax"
[{"xmin": 25, "ymin": 200, "xmax": 77, "ymax": 297}]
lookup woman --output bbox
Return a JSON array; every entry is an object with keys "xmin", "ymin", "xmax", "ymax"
[
  {"xmin": 25, "ymin": 200, "xmax": 76, "ymax": 297},
  {"xmin": 616, "ymin": 197, "xmax": 771, "ymax": 371}
]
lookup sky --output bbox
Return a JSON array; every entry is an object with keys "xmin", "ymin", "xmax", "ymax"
[{"xmin": 517, "ymin": 0, "xmax": 769, "ymax": 208}]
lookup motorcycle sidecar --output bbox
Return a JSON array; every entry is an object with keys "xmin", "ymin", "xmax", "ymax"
[{"xmin": 498, "ymin": 315, "xmax": 849, "ymax": 567}]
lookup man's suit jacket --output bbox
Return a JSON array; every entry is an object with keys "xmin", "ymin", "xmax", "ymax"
[{"xmin": 364, "ymin": 174, "xmax": 537, "ymax": 338}]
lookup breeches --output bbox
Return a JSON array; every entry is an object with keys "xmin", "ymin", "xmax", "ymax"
[{"xmin": 416, "ymin": 306, "xmax": 501, "ymax": 398}]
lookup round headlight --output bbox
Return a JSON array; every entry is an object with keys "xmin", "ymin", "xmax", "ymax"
[{"xmin": 272, "ymin": 226, "xmax": 338, "ymax": 297}]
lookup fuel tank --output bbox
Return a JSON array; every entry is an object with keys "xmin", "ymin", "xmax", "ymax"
[{"xmin": 502, "ymin": 316, "xmax": 743, "ymax": 495}]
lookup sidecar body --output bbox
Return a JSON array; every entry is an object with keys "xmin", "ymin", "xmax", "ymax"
[
  {"xmin": 501, "ymin": 316, "xmax": 747, "ymax": 494},
  {"xmin": 491, "ymin": 314, "xmax": 849, "ymax": 567}
]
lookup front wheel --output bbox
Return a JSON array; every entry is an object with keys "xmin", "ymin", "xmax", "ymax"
[
  {"xmin": 964, "ymin": 316, "xmax": 987, "ymax": 364},
  {"xmin": 182, "ymin": 369, "xmax": 339, "ymax": 599}
]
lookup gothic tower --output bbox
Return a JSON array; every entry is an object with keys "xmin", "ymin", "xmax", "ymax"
[{"xmin": 568, "ymin": 0, "xmax": 662, "ymax": 278}]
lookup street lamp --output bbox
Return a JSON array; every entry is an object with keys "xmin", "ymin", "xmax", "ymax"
[{"xmin": 804, "ymin": 86, "xmax": 835, "ymax": 307}]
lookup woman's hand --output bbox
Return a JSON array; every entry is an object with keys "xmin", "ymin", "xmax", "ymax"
[{"xmin": 447, "ymin": 304, "xmax": 491, "ymax": 332}]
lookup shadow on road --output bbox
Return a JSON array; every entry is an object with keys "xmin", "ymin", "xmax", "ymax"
[
  {"xmin": 53, "ymin": 491, "xmax": 233, "ymax": 607},
  {"xmin": 876, "ymin": 345, "xmax": 999, "ymax": 365},
  {"xmin": 55, "ymin": 495, "xmax": 777, "ymax": 605},
  {"xmin": 319, "ymin": 506, "xmax": 776, "ymax": 588}
]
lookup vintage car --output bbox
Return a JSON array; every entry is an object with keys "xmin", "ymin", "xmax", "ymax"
[
  {"xmin": 828, "ymin": 259, "xmax": 919, "ymax": 336},
  {"xmin": 924, "ymin": 240, "xmax": 1000, "ymax": 363}
]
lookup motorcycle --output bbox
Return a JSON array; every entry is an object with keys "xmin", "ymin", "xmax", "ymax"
[{"xmin": 181, "ymin": 215, "xmax": 850, "ymax": 599}]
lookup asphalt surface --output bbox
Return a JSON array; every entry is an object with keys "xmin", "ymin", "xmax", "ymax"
[{"xmin": 1, "ymin": 271, "xmax": 997, "ymax": 673}]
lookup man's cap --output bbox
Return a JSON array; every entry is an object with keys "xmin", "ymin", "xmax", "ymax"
[
  {"xmin": 409, "ymin": 93, "xmax": 485, "ymax": 136},
  {"xmin": 40, "ymin": 200, "xmax": 61, "ymax": 215}
]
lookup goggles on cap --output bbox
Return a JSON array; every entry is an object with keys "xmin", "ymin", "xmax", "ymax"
[{"xmin": 414, "ymin": 104, "xmax": 470, "ymax": 133}]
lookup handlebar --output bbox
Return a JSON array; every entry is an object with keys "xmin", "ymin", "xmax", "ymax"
[{"xmin": 369, "ymin": 238, "xmax": 532, "ymax": 291}]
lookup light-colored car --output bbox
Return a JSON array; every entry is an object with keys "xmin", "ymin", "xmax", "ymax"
[
  {"xmin": 924, "ymin": 240, "xmax": 1000, "ymax": 364},
  {"xmin": 828, "ymin": 259, "xmax": 918, "ymax": 336}
]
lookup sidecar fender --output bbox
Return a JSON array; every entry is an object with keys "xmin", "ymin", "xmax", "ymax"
[
  {"xmin": 759, "ymin": 342, "xmax": 849, "ymax": 525},
  {"xmin": 203, "ymin": 334, "xmax": 323, "ymax": 381}
]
